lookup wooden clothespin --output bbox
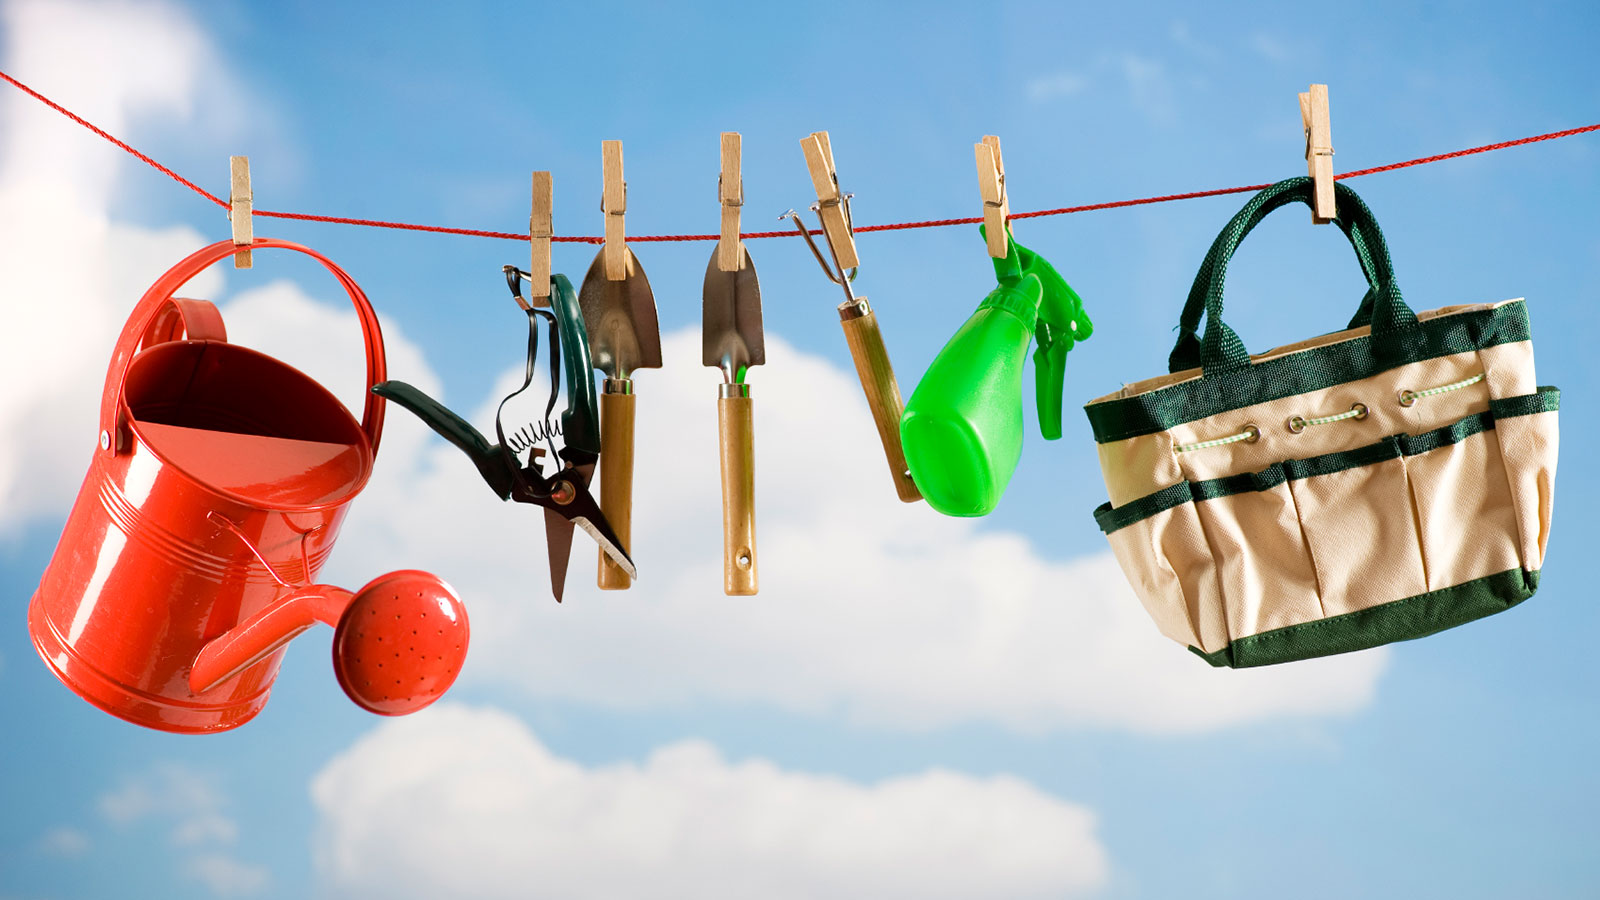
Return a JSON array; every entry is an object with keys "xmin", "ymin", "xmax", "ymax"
[
  {"xmin": 1299, "ymin": 84, "xmax": 1335, "ymax": 223},
  {"xmin": 975, "ymin": 135, "xmax": 1009, "ymax": 258},
  {"xmin": 602, "ymin": 140, "xmax": 628, "ymax": 280},
  {"xmin": 528, "ymin": 171, "xmax": 553, "ymax": 306},
  {"xmin": 718, "ymin": 132, "xmax": 744, "ymax": 272},
  {"xmin": 229, "ymin": 155, "xmax": 253, "ymax": 268},
  {"xmin": 800, "ymin": 131, "xmax": 859, "ymax": 269}
]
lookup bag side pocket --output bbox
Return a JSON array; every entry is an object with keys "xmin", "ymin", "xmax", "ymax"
[
  {"xmin": 1489, "ymin": 388, "xmax": 1560, "ymax": 571},
  {"xmin": 1190, "ymin": 474, "xmax": 1324, "ymax": 641},
  {"xmin": 1101, "ymin": 500, "xmax": 1229, "ymax": 654},
  {"xmin": 1403, "ymin": 416, "xmax": 1522, "ymax": 591},
  {"xmin": 1285, "ymin": 438, "xmax": 1428, "ymax": 617}
]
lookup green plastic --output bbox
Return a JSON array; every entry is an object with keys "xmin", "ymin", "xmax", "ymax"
[
  {"xmin": 899, "ymin": 228, "xmax": 1091, "ymax": 517},
  {"xmin": 549, "ymin": 274, "xmax": 600, "ymax": 457}
]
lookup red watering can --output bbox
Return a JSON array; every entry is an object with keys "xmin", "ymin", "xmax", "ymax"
[{"xmin": 28, "ymin": 239, "xmax": 469, "ymax": 734}]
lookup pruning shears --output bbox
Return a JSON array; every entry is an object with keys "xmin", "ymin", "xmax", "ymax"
[{"xmin": 372, "ymin": 268, "xmax": 635, "ymax": 601}]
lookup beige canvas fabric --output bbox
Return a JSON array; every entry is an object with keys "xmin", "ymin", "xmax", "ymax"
[
  {"xmin": 1093, "ymin": 302, "xmax": 1536, "ymax": 507},
  {"xmin": 1092, "ymin": 300, "xmax": 1557, "ymax": 655},
  {"xmin": 1495, "ymin": 405, "xmax": 1559, "ymax": 569}
]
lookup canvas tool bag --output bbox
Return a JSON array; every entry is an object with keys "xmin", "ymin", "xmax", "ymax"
[{"xmin": 1085, "ymin": 178, "xmax": 1559, "ymax": 668}]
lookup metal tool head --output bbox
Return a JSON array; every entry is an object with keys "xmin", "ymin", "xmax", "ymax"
[
  {"xmin": 539, "ymin": 462, "xmax": 634, "ymax": 602},
  {"xmin": 701, "ymin": 245, "xmax": 765, "ymax": 383},
  {"xmin": 577, "ymin": 246, "xmax": 663, "ymax": 382},
  {"xmin": 782, "ymin": 208, "xmax": 859, "ymax": 307}
]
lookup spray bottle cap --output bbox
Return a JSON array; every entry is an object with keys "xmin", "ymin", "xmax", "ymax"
[{"xmin": 979, "ymin": 226, "xmax": 1093, "ymax": 440}]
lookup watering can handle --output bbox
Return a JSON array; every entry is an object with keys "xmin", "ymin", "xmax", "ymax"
[
  {"xmin": 138, "ymin": 297, "xmax": 227, "ymax": 349},
  {"xmin": 100, "ymin": 238, "xmax": 388, "ymax": 456}
]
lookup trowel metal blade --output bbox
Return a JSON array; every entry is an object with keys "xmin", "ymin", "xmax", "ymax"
[
  {"xmin": 701, "ymin": 246, "xmax": 765, "ymax": 376},
  {"xmin": 577, "ymin": 247, "xmax": 663, "ymax": 380}
]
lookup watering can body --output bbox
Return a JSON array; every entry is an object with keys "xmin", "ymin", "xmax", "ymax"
[{"xmin": 28, "ymin": 239, "xmax": 387, "ymax": 734}]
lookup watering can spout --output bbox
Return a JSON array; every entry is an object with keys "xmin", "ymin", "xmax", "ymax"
[
  {"xmin": 189, "ymin": 586, "xmax": 352, "ymax": 694},
  {"xmin": 188, "ymin": 570, "xmax": 471, "ymax": 716}
]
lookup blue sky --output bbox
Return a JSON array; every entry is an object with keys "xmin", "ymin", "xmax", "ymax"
[{"xmin": 0, "ymin": 0, "xmax": 1596, "ymax": 897}]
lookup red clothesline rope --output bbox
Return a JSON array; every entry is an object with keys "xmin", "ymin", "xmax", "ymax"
[{"xmin": 4, "ymin": 67, "xmax": 1596, "ymax": 244}]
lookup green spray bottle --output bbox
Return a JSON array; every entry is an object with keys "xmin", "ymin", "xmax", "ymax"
[{"xmin": 899, "ymin": 228, "xmax": 1092, "ymax": 516}]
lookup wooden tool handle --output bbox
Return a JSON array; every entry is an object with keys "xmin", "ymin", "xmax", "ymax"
[
  {"xmin": 838, "ymin": 300, "xmax": 922, "ymax": 503},
  {"xmin": 718, "ymin": 387, "xmax": 758, "ymax": 596},
  {"xmin": 597, "ymin": 389, "xmax": 636, "ymax": 590}
]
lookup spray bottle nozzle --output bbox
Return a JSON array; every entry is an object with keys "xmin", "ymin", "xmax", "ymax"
[{"xmin": 979, "ymin": 225, "xmax": 1092, "ymax": 440}]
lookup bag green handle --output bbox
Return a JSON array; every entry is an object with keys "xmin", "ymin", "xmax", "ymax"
[
  {"xmin": 900, "ymin": 229, "xmax": 1091, "ymax": 517},
  {"xmin": 1167, "ymin": 178, "xmax": 1418, "ymax": 376},
  {"xmin": 1169, "ymin": 193, "xmax": 1386, "ymax": 373}
]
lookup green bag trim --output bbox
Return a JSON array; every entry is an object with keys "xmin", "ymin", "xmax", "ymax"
[
  {"xmin": 1086, "ymin": 300, "xmax": 1533, "ymax": 444},
  {"xmin": 1188, "ymin": 567, "xmax": 1540, "ymax": 668},
  {"xmin": 1490, "ymin": 385, "xmax": 1562, "ymax": 418},
  {"xmin": 1093, "ymin": 387, "xmax": 1560, "ymax": 534}
]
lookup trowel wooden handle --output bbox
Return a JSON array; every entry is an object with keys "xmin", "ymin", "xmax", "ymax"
[
  {"xmin": 838, "ymin": 299, "xmax": 922, "ymax": 503},
  {"xmin": 597, "ymin": 389, "xmax": 636, "ymax": 590},
  {"xmin": 718, "ymin": 387, "xmax": 757, "ymax": 596}
]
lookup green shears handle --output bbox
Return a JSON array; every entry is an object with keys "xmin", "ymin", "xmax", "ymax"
[
  {"xmin": 370, "ymin": 379, "xmax": 516, "ymax": 500},
  {"xmin": 549, "ymin": 273, "xmax": 601, "ymax": 459}
]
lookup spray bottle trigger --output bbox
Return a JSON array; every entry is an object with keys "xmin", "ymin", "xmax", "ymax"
[
  {"xmin": 1033, "ymin": 326, "xmax": 1067, "ymax": 441},
  {"xmin": 1009, "ymin": 237, "xmax": 1090, "ymax": 441}
]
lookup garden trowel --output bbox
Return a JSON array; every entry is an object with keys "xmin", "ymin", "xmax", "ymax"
[
  {"xmin": 577, "ymin": 246, "xmax": 662, "ymax": 589},
  {"xmin": 702, "ymin": 244, "xmax": 764, "ymax": 595}
]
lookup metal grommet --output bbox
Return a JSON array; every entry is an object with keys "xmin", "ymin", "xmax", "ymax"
[
  {"xmin": 99, "ymin": 430, "xmax": 112, "ymax": 452},
  {"xmin": 1351, "ymin": 402, "xmax": 1369, "ymax": 420},
  {"xmin": 1286, "ymin": 415, "xmax": 1306, "ymax": 434},
  {"xmin": 1243, "ymin": 424, "xmax": 1261, "ymax": 443},
  {"xmin": 1398, "ymin": 389, "xmax": 1417, "ymax": 407}
]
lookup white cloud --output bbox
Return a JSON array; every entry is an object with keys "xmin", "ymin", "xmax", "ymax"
[
  {"xmin": 1250, "ymin": 32, "xmax": 1293, "ymax": 63},
  {"xmin": 35, "ymin": 826, "xmax": 90, "ymax": 857},
  {"xmin": 1027, "ymin": 72, "xmax": 1089, "ymax": 103},
  {"xmin": 186, "ymin": 854, "xmax": 270, "ymax": 897},
  {"xmin": 312, "ymin": 705, "xmax": 1108, "ymax": 900},
  {"xmin": 0, "ymin": 0, "xmax": 222, "ymax": 535},
  {"xmin": 1027, "ymin": 54, "xmax": 1178, "ymax": 126},
  {"xmin": 1119, "ymin": 54, "xmax": 1177, "ymax": 126},
  {"xmin": 0, "ymin": 0, "xmax": 1385, "ymax": 739},
  {"xmin": 1169, "ymin": 21, "xmax": 1219, "ymax": 61},
  {"xmin": 99, "ymin": 763, "xmax": 226, "ymax": 827},
  {"xmin": 98, "ymin": 763, "xmax": 267, "ymax": 896},
  {"xmin": 315, "ymin": 321, "xmax": 1386, "ymax": 736},
  {"xmin": 173, "ymin": 814, "xmax": 240, "ymax": 847}
]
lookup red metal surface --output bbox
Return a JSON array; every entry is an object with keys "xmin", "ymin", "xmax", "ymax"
[
  {"xmin": 333, "ymin": 571, "xmax": 470, "ymax": 716},
  {"xmin": 29, "ymin": 238, "xmax": 388, "ymax": 734},
  {"xmin": 189, "ymin": 584, "xmax": 353, "ymax": 694}
]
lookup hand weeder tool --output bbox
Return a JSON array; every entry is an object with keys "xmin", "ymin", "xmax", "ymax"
[{"xmin": 790, "ymin": 131, "xmax": 922, "ymax": 503}]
